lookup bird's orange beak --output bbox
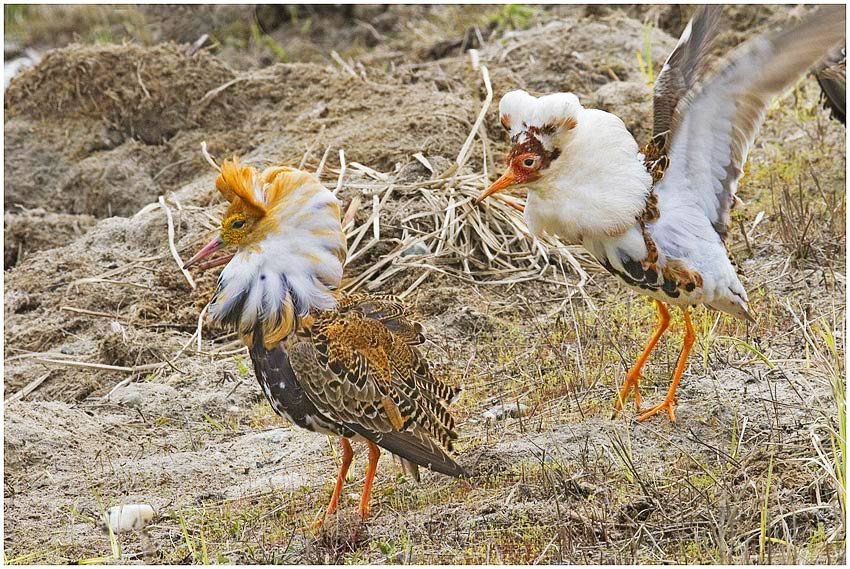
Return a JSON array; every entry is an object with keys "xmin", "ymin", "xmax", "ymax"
[
  {"xmin": 474, "ymin": 167, "xmax": 519, "ymax": 206},
  {"xmin": 183, "ymin": 237, "xmax": 227, "ymax": 270}
]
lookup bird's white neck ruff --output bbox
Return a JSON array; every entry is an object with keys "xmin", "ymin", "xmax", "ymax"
[
  {"xmin": 526, "ymin": 106, "xmax": 653, "ymax": 243},
  {"xmin": 209, "ymin": 176, "xmax": 346, "ymax": 346},
  {"xmin": 498, "ymin": 90, "xmax": 652, "ymax": 243}
]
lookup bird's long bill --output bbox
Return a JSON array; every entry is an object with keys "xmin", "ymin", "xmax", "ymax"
[
  {"xmin": 183, "ymin": 237, "xmax": 225, "ymax": 269},
  {"xmin": 473, "ymin": 168, "xmax": 518, "ymax": 205}
]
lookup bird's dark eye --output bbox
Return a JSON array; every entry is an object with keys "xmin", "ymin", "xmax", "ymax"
[
  {"xmin": 523, "ymin": 158, "xmax": 536, "ymax": 168},
  {"xmin": 231, "ymin": 220, "xmax": 245, "ymax": 229}
]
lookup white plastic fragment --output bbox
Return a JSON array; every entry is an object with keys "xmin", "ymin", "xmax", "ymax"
[
  {"xmin": 401, "ymin": 242, "xmax": 431, "ymax": 257},
  {"xmin": 104, "ymin": 504, "xmax": 155, "ymax": 533},
  {"xmin": 483, "ymin": 402, "xmax": 530, "ymax": 422}
]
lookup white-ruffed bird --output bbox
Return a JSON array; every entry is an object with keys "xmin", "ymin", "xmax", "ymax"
[
  {"xmin": 184, "ymin": 158, "xmax": 466, "ymax": 526},
  {"xmin": 475, "ymin": 6, "xmax": 845, "ymax": 422}
]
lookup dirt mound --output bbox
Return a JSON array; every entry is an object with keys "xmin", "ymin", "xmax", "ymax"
[
  {"xmin": 5, "ymin": 44, "xmax": 233, "ymax": 129},
  {"xmin": 591, "ymin": 80, "xmax": 654, "ymax": 143},
  {"xmin": 4, "ymin": 209, "xmax": 96, "ymax": 269},
  {"xmin": 3, "ymin": 44, "xmax": 481, "ymax": 221},
  {"xmin": 4, "ymin": 43, "xmax": 240, "ymax": 218},
  {"xmin": 491, "ymin": 13, "xmax": 674, "ymax": 94},
  {"xmin": 5, "ymin": 43, "xmax": 233, "ymax": 132}
]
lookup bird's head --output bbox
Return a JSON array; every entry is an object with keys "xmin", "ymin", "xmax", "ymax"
[
  {"xmin": 185, "ymin": 156, "xmax": 347, "ymax": 349},
  {"xmin": 475, "ymin": 90, "xmax": 580, "ymax": 205}
]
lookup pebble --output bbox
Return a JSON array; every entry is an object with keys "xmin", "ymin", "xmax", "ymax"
[
  {"xmin": 400, "ymin": 242, "xmax": 430, "ymax": 257},
  {"xmin": 104, "ymin": 504, "xmax": 155, "ymax": 533},
  {"xmin": 117, "ymin": 390, "xmax": 143, "ymax": 409},
  {"xmin": 482, "ymin": 402, "xmax": 530, "ymax": 421}
]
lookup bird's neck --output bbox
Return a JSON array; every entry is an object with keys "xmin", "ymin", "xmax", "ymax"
[
  {"xmin": 210, "ymin": 234, "xmax": 345, "ymax": 350},
  {"xmin": 527, "ymin": 108, "xmax": 653, "ymax": 243}
]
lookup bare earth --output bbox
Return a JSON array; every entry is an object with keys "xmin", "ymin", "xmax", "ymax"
[{"xmin": 4, "ymin": 5, "xmax": 845, "ymax": 564}]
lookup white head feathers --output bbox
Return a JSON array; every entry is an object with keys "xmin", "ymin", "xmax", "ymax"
[
  {"xmin": 498, "ymin": 90, "xmax": 653, "ymax": 242},
  {"xmin": 500, "ymin": 90, "xmax": 582, "ymax": 150}
]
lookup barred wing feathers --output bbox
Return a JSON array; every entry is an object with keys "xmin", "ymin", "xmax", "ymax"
[
  {"xmin": 652, "ymin": 5, "xmax": 722, "ymax": 139},
  {"xmin": 289, "ymin": 295, "xmax": 466, "ymax": 478}
]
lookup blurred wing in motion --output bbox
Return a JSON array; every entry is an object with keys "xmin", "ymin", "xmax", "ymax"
[{"xmin": 657, "ymin": 5, "xmax": 846, "ymax": 238}]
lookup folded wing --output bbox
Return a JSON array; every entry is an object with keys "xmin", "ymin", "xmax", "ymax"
[{"xmin": 290, "ymin": 295, "xmax": 467, "ymax": 478}]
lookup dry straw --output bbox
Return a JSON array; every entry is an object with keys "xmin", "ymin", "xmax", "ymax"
[
  {"xmin": 51, "ymin": 57, "xmax": 597, "ymax": 380},
  {"xmin": 320, "ymin": 60, "xmax": 596, "ymax": 300}
]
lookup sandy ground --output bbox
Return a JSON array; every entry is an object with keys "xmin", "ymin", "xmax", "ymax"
[{"xmin": 4, "ymin": 5, "xmax": 845, "ymax": 564}]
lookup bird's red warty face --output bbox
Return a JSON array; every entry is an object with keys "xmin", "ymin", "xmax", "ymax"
[
  {"xmin": 510, "ymin": 152, "xmax": 543, "ymax": 183},
  {"xmin": 474, "ymin": 135, "xmax": 560, "ymax": 205}
]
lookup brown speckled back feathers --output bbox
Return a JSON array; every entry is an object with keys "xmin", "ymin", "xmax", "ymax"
[{"xmin": 287, "ymin": 292, "xmax": 464, "ymax": 476}]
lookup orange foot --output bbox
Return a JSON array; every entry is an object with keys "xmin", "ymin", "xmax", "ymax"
[
  {"xmin": 612, "ymin": 301, "xmax": 671, "ymax": 419},
  {"xmin": 612, "ymin": 372, "xmax": 642, "ymax": 418},
  {"xmin": 636, "ymin": 307, "xmax": 694, "ymax": 423},
  {"xmin": 637, "ymin": 398, "xmax": 676, "ymax": 422}
]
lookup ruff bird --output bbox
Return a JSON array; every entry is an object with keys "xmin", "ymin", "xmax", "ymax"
[
  {"xmin": 814, "ymin": 46, "xmax": 846, "ymax": 124},
  {"xmin": 475, "ymin": 6, "xmax": 845, "ymax": 421},
  {"xmin": 185, "ymin": 158, "xmax": 466, "ymax": 526}
]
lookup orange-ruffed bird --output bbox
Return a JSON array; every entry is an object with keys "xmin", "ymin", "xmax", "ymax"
[
  {"xmin": 475, "ymin": 6, "xmax": 845, "ymax": 422},
  {"xmin": 184, "ymin": 158, "xmax": 466, "ymax": 526}
]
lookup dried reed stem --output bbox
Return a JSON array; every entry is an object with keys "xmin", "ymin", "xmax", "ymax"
[{"xmin": 159, "ymin": 196, "xmax": 196, "ymax": 290}]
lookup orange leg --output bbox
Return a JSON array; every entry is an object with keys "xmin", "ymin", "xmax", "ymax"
[
  {"xmin": 357, "ymin": 441, "xmax": 381, "ymax": 520},
  {"xmin": 613, "ymin": 300, "xmax": 671, "ymax": 416},
  {"xmin": 312, "ymin": 438, "xmax": 354, "ymax": 529},
  {"xmin": 637, "ymin": 307, "xmax": 695, "ymax": 422}
]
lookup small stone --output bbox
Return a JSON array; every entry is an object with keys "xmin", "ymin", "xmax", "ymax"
[
  {"xmin": 246, "ymin": 427, "xmax": 290, "ymax": 445},
  {"xmin": 104, "ymin": 504, "xmax": 155, "ymax": 533},
  {"xmin": 482, "ymin": 402, "xmax": 530, "ymax": 421},
  {"xmin": 117, "ymin": 390, "xmax": 143, "ymax": 409},
  {"xmin": 400, "ymin": 242, "xmax": 430, "ymax": 257}
]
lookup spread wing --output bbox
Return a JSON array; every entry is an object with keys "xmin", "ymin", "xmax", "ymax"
[
  {"xmin": 814, "ymin": 46, "xmax": 846, "ymax": 124},
  {"xmin": 643, "ymin": 5, "xmax": 721, "ymax": 180},
  {"xmin": 652, "ymin": 5, "xmax": 722, "ymax": 139},
  {"xmin": 290, "ymin": 294, "xmax": 466, "ymax": 478},
  {"xmin": 656, "ymin": 6, "xmax": 845, "ymax": 238}
]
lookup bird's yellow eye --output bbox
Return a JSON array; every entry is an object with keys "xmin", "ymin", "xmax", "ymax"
[{"xmin": 219, "ymin": 215, "xmax": 254, "ymax": 246}]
